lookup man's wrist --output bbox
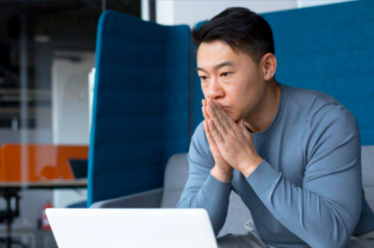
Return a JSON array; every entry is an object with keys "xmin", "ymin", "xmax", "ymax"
[
  {"xmin": 240, "ymin": 156, "xmax": 263, "ymax": 178},
  {"xmin": 211, "ymin": 166, "xmax": 233, "ymax": 182}
]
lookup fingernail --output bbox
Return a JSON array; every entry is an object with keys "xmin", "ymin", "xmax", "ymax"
[{"xmin": 208, "ymin": 106, "xmax": 213, "ymax": 112}]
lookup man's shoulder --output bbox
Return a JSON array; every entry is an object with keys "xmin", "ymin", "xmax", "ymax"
[
  {"xmin": 192, "ymin": 121, "xmax": 206, "ymax": 142},
  {"xmin": 190, "ymin": 121, "xmax": 211, "ymax": 152},
  {"xmin": 282, "ymin": 84, "xmax": 352, "ymax": 124}
]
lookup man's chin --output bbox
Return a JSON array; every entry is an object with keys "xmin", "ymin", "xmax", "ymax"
[{"xmin": 223, "ymin": 109, "xmax": 241, "ymax": 123}]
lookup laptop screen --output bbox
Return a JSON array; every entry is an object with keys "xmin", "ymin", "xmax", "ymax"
[{"xmin": 69, "ymin": 159, "xmax": 88, "ymax": 179}]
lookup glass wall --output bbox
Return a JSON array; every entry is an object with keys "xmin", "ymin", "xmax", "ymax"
[{"xmin": 0, "ymin": 1, "xmax": 140, "ymax": 247}]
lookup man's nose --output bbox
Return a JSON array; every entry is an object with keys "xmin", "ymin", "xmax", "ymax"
[{"xmin": 206, "ymin": 80, "xmax": 224, "ymax": 100}]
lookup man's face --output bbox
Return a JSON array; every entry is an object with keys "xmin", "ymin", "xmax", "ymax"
[{"xmin": 197, "ymin": 40, "xmax": 267, "ymax": 122}]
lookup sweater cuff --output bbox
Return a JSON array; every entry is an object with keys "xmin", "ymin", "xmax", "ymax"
[
  {"xmin": 246, "ymin": 160, "xmax": 279, "ymax": 196},
  {"xmin": 203, "ymin": 174, "xmax": 232, "ymax": 197}
]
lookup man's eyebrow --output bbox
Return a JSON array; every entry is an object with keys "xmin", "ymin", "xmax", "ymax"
[{"xmin": 196, "ymin": 61, "xmax": 235, "ymax": 72}]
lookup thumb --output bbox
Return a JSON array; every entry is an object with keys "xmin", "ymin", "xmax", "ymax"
[{"xmin": 238, "ymin": 119, "xmax": 251, "ymax": 138}]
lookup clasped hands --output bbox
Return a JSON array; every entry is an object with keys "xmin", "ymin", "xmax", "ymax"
[{"xmin": 202, "ymin": 99, "xmax": 263, "ymax": 182}]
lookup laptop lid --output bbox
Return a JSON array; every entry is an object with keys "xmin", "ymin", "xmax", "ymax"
[{"xmin": 46, "ymin": 208, "xmax": 218, "ymax": 248}]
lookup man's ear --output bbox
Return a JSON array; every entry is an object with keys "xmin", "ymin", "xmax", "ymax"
[{"xmin": 261, "ymin": 53, "xmax": 277, "ymax": 81}]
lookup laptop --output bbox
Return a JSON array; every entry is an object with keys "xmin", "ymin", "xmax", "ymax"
[
  {"xmin": 46, "ymin": 208, "xmax": 218, "ymax": 248},
  {"xmin": 68, "ymin": 159, "xmax": 88, "ymax": 179}
]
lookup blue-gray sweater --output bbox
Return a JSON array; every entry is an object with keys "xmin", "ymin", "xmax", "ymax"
[{"xmin": 177, "ymin": 83, "xmax": 374, "ymax": 248}]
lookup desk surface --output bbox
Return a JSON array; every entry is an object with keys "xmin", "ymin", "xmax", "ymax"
[{"xmin": 0, "ymin": 179, "xmax": 87, "ymax": 189}]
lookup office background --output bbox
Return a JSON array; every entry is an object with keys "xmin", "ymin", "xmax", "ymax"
[{"xmin": 0, "ymin": 0, "xmax": 367, "ymax": 247}]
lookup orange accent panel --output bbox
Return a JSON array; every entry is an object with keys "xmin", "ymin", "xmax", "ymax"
[{"xmin": 1, "ymin": 144, "xmax": 88, "ymax": 182}]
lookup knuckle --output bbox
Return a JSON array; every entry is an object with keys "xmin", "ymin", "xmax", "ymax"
[
  {"xmin": 219, "ymin": 123, "xmax": 225, "ymax": 130},
  {"xmin": 213, "ymin": 132, "xmax": 218, "ymax": 139}
]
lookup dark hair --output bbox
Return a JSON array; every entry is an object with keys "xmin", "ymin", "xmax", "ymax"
[{"xmin": 192, "ymin": 7, "xmax": 275, "ymax": 63}]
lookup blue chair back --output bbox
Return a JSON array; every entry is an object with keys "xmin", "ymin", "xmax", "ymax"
[
  {"xmin": 263, "ymin": 0, "xmax": 374, "ymax": 145},
  {"xmin": 87, "ymin": 11, "xmax": 192, "ymax": 206}
]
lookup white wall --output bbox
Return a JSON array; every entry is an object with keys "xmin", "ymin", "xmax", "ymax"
[
  {"xmin": 156, "ymin": 1, "xmax": 175, "ymax": 25},
  {"xmin": 52, "ymin": 51, "xmax": 95, "ymax": 145},
  {"xmin": 178, "ymin": 1, "xmax": 297, "ymax": 27},
  {"xmin": 297, "ymin": 0, "xmax": 355, "ymax": 8},
  {"xmin": 156, "ymin": 0, "xmax": 356, "ymax": 27},
  {"xmin": 141, "ymin": 0, "xmax": 150, "ymax": 21}
]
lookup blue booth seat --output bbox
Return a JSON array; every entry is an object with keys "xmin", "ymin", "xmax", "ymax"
[
  {"xmin": 87, "ymin": 11, "xmax": 192, "ymax": 207},
  {"xmin": 261, "ymin": 0, "xmax": 374, "ymax": 145}
]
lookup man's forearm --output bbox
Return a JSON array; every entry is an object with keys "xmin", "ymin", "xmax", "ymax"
[
  {"xmin": 177, "ymin": 173, "xmax": 232, "ymax": 236},
  {"xmin": 246, "ymin": 160, "xmax": 361, "ymax": 248}
]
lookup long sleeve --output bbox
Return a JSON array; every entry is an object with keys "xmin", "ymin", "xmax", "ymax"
[
  {"xmin": 177, "ymin": 123, "xmax": 232, "ymax": 236},
  {"xmin": 247, "ymin": 104, "xmax": 362, "ymax": 248}
]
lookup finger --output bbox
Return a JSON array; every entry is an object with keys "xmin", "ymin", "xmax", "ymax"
[
  {"xmin": 212, "ymin": 100, "xmax": 237, "ymax": 129},
  {"xmin": 238, "ymin": 119, "xmax": 246, "ymax": 131},
  {"xmin": 207, "ymin": 100, "xmax": 229, "ymax": 134},
  {"xmin": 212, "ymin": 100, "xmax": 244, "ymax": 138},
  {"xmin": 212, "ymin": 100, "xmax": 236, "ymax": 133},
  {"xmin": 205, "ymin": 100, "xmax": 214, "ymax": 120},
  {"xmin": 203, "ymin": 120, "xmax": 217, "ymax": 146},
  {"xmin": 208, "ymin": 119, "xmax": 225, "ymax": 144},
  {"xmin": 238, "ymin": 119, "xmax": 251, "ymax": 139},
  {"xmin": 202, "ymin": 100, "xmax": 209, "ymax": 120}
]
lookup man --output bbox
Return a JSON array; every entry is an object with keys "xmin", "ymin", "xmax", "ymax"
[{"xmin": 177, "ymin": 7, "xmax": 374, "ymax": 248}]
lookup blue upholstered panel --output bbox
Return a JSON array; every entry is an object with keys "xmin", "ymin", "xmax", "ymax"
[
  {"xmin": 87, "ymin": 11, "xmax": 191, "ymax": 206},
  {"xmin": 262, "ymin": 0, "xmax": 374, "ymax": 145},
  {"xmin": 192, "ymin": 1, "xmax": 374, "ymax": 145}
]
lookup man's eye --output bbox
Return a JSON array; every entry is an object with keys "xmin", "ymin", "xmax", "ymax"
[
  {"xmin": 221, "ymin": 72, "xmax": 230, "ymax": 77},
  {"xmin": 200, "ymin": 76, "xmax": 207, "ymax": 80}
]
